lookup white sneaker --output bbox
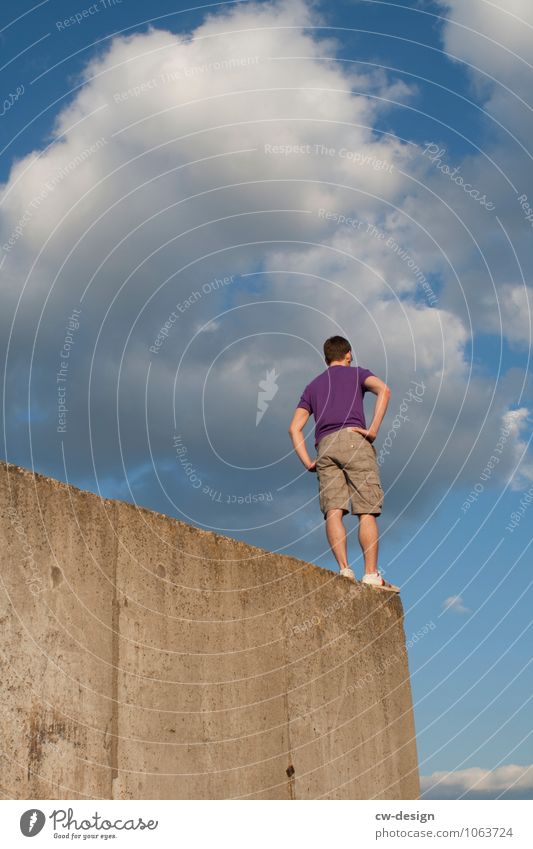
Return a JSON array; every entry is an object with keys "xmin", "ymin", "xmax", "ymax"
[
  {"xmin": 339, "ymin": 567, "xmax": 356, "ymax": 582},
  {"xmin": 362, "ymin": 570, "xmax": 400, "ymax": 593}
]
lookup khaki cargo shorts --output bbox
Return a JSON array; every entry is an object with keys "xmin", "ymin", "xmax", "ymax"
[{"xmin": 316, "ymin": 427, "xmax": 384, "ymax": 519}]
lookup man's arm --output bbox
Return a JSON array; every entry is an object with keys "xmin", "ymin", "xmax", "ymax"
[
  {"xmin": 352, "ymin": 375, "xmax": 391, "ymax": 443},
  {"xmin": 288, "ymin": 407, "xmax": 316, "ymax": 471}
]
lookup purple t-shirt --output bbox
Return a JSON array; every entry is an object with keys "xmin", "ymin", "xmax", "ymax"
[{"xmin": 297, "ymin": 365, "xmax": 374, "ymax": 448}]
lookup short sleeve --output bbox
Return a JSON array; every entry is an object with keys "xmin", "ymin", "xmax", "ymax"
[
  {"xmin": 359, "ymin": 368, "xmax": 375, "ymax": 392},
  {"xmin": 297, "ymin": 384, "xmax": 312, "ymax": 413}
]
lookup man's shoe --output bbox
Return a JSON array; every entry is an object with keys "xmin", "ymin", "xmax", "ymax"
[
  {"xmin": 339, "ymin": 567, "xmax": 356, "ymax": 582},
  {"xmin": 362, "ymin": 570, "xmax": 400, "ymax": 593}
]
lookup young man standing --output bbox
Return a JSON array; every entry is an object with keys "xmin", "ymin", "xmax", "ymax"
[{"xmin": 289, "ymin": 335, "xmax": 399, "ymax": 592}]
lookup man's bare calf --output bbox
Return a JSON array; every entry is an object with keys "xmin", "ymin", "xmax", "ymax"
[{"xmin": 325, "ymin": 509, "xmax": 379, "ymax": 576}]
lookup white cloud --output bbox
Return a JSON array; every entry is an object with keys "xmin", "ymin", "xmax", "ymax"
[
  {"xmin": 478, "ymin": 283, "xmax": 532, "ymax": 346},
  {"xmin": 196, "ymin": 319, "xmax": 221, "ymax": 333},
  {"xmin": 422, "ymin": 762, "xmax": 533, "ymax": 799},
  {"xmin": 437, "ymin": 0, "xmax": 533, "ymax": 136},
  {"xmin": 0, "ymin": 0, "xmax": 531, "ymax": 542},
  {"xmin": 442, "ymin": 595, "xmax": 471, "ymax": 615},
  {"xmin": 406, "ymin": 2, "xmax": 533, "ymax": 353},
  {"xmin": 436, "ymin": 2, "xmax": 533, "ymax": 84}
]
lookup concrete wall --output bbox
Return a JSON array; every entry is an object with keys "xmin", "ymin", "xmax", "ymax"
[{"xmin": 0, "ymin": 460, "xmax": 420, "ymax": 799}]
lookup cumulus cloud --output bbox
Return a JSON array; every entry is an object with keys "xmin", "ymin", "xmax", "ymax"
[
  {"xmin": 442, "ymin": 594, "xmax": 470, "ymax": 615},
  {"xmin": 0, "ymin": 0, "xmax": 531, "ymax": 550},
  {"xmin": 421, "ymin": 762, "xmax": 533, "ymax": 799},
  {"xmin": 437, "ymin": 1, "xmax": 533, "ymax": 131},
  {"xmin": 428, "ymin": 2, "xmax": 533, "ymax": 350}
]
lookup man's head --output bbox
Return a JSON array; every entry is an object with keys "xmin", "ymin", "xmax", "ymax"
[{"xmin": 324, "ymin": 335, "xmax": 352, "ymax": 366}]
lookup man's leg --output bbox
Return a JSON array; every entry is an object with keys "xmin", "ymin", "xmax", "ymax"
[
  {"xmin": 325, "ymin": 508, "xmax": 349, "ymax": 571},
  {"xmin": 358, "ymin": 513, "xmax": 379, "ymax": 575}
]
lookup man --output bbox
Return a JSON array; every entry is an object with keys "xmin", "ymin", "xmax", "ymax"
[{"xmin": 288, "ymin": 335, "xmax": 399, "ymax": 592}]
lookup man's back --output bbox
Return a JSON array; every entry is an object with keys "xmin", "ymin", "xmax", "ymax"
[{"xmin": 297, "ymin": 364, "xmax": 374, "ymax": 448}]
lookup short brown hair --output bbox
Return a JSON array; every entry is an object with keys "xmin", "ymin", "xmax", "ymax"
[{"xmin": 324, "ymin": 335, "xmax": 351, "ymax": 365}]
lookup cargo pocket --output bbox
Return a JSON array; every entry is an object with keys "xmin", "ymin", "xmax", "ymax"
[{"xmin": 362, "ymin": 471, "xmax": 384, "ymax": 511}]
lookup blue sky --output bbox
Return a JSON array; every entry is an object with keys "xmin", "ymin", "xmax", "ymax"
[{"xmin": 1, "ymin": 0, "xmax": 532, "ymax": 799}]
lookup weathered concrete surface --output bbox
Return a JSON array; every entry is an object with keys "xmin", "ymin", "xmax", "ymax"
[{"xmin": 0, "ymin": 460, "xmax": 420, "ymax": 799}]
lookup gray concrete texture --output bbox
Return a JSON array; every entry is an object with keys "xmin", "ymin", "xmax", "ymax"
[{"xmin": 0, "ymin": 460, "xmax": 420, "ymax": 799}]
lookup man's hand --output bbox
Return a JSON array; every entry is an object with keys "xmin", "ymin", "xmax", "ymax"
[
  {"xmin": 349, "ymin": 427, "xmax": 377, "ymax": 444},
  {"xmin": 306, "ymin": 459, "xmax": 317, "ymax": 473}
]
